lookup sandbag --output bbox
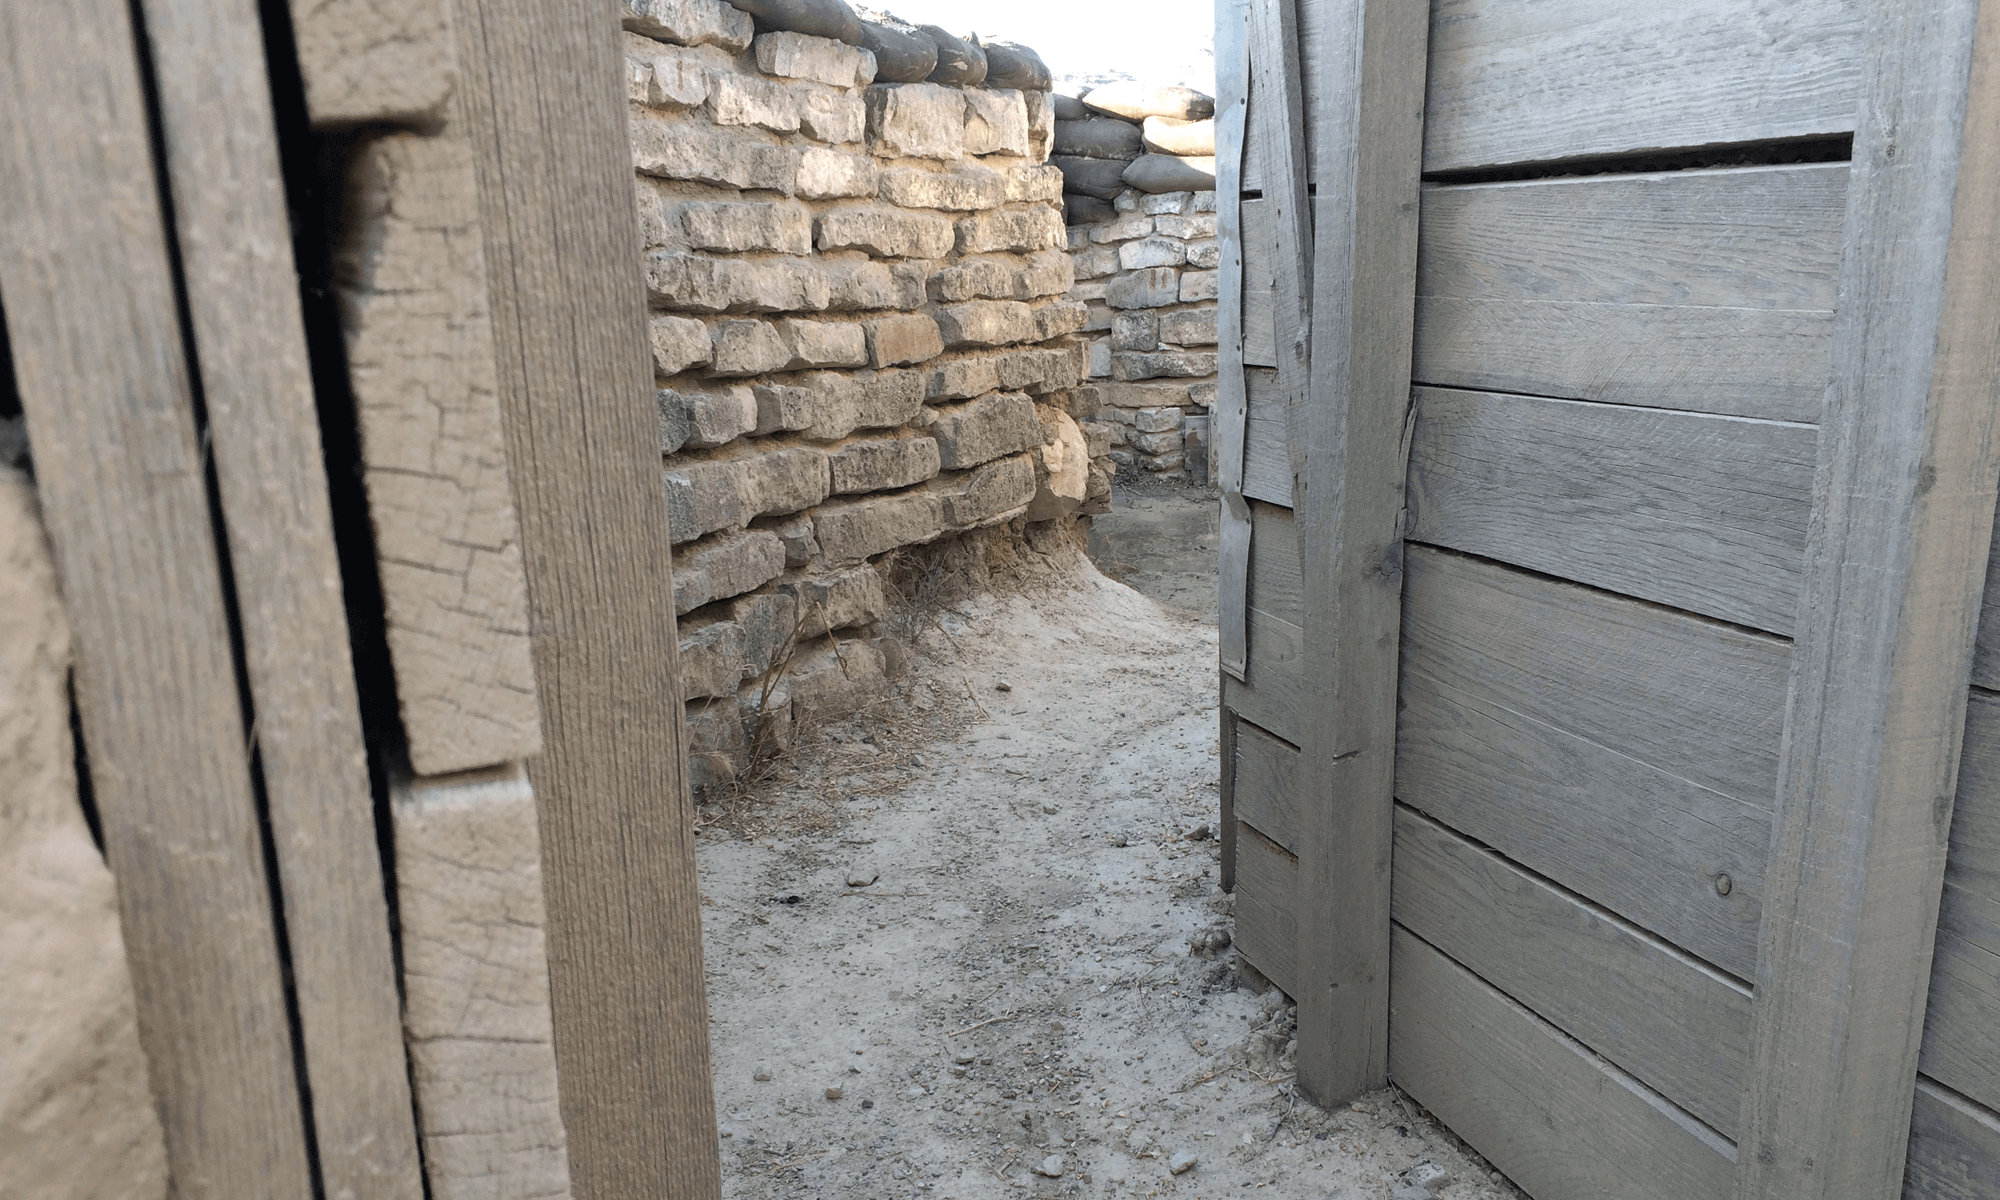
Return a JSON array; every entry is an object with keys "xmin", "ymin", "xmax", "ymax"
[
  {"xmin": 859, "ymin": 20, "xmax": 937, "ymax": 82},
  {"xmin": 981, "ymin": 40, "xmax": 1051, "ymax": 91},
  {"xmin": 1052, "ymin": 118, "xmax": 1143, "ymax": 161},
  {"xmin": 1051, "ymin": 92, "xmax": 1088, "ymax": 120},
  {"xmin": 1142, "ymin": 116, "xmax": 1215, "ymax": 157},
  {"xmin": 1052, "ymin": 154, "xmax": 1130, "ymax": 200},
  {"xmin": 1122, "ymin": 153, "xmax": 1216, "ymax": 193},
  {"xmin": 1064, "ymin": 193, "xmax": 1117, "ymax": 225},
  {"xmin": 725, "ymin": 0, "xmax": 863, "ymax": 45},
  {"xmin": 921, "ymin": 25, "xmax": 986, "ymax": 85},
  {"xmin": 1082, "ymin": 80, "xmax": 1214, "ymax": 122}
]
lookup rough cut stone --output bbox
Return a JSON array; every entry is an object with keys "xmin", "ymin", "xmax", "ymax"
[
  {"xmin": 796, "ymin": 368, "xmax": 925, "ymax": 439},
  {"xmin": 709, "ymin": 319, "xmax": 794, "ymax": 376},
  {"xmin": 934, "ymin": 300, "xmax": 1036, "ymax": 347},
  {"xmin": 679, "ymin": 616, "xmax": 749, "ymax": 700},
  {"xmin": 1111, "ymin": 309, "xmax": 1158, "ymax": 352},
  {"xmin": 981, "ymin": 41, "xmax": 1050, "ymax": 90},
  {"xmin": 783, "ymin": 565, "xmax": 888, "ymax": 635},
  {"xmin": 673, "ymin": 528, "xmax": 789, "ymax": 613},
  {"xmin": 1081, "ymin": 81, "xmax": 1214, "ymax": 122},
  {"xmin": 662, "ymin": 455, "xmax": 750, "ymax": 543},
  {"xmin": 1118, "ymin": 236, "xmax": 1187, "ymax": 270},
  {"xmin": 1031, "ymin": 299, "xmax": 1089, "ymax": 341},
  {"xmin": 1139, "ymin": 190, "xmax": 1190, "ymax": 215},
  {"xmin": 1068, "ymin": 384, "xmax": 1104, "ymax": 419},
  {"xmin": 827, "ymin": 434, "xmax": 941, "ymax": 493},
  {"xmin": 624, "ymin": 0, "xmax": 755, "ymax": 50},
  {"xmin": 816, "ymin": 206, "xmax": 954, "ymax": 258},
  {"xmin": 824, "ymin": 257, "xmax": 926, "ymax": 309},
  {"xmin": 1088, "ymin": 213, "xmax": 1155, "ymax": 243},
  {"xmin": 1187, "ymin": 381, "xmax": 1218, "ymax": 409},
  {"xmin": 1088, "ymin": 337, "xmax": 1111, "ymax": 377},
  {"xmin": 812, "ymin": 492, "xmax": 945, "ymax": 563},
  {"xmin": 732, "ymin": 588, "xmax": 801, "ymax": 674},
  {"xmin": 752, "ymin": 383, "xmax": 814, "ymax": 433},
  {"xmin": 682, "ymin": 200, "xmax": 813, "ymax": 254},
  {"xmin": 788, "ymin": 637, "xmax": 891, "ymax": 727},
  {"xmin": 925, "ymin": 452, "xmax": 1036, "ymax": 528},
  {"xmin": 1052, "ymin": 118, "xmax": 1143, "ymax": 160},
  {"xmin": 1123, "ymin": 154, "xmax": 1217, "ymax": 193},
  {"xmin": 1005, "ymin": 163, "xmax": 1065, "ymax": 203},
  {"xmin": 955, "ymin": 208, "xmax": 1065, "ymax": 255},
  {"xmin": 798, "ymin": 87, "xmax": 868, "ymax": 143},
  {"xmin": 928, "ymin": 391, "xmax": 1040, "ymax": 468},
  {"xmin": 1015, "ymin": 249, "xmax": 1074, "ymax": 298},
  {"xmin": 725, "ymin": 0, "xmax": 862, "ymax": 45},
  {"xmin": 925, "ymin": 354, "xmax": 1001, "ymax": 401},
  {"xmin": 1185, "ymin": 239, "xmax": 1220, "ymax": 269},
  {"xmin": 865, "ymin": 83, "xmax": 965, "ymax": 159},
  {"xmin": 962, "ymin": 88, "xmax": 1030, "ymax": 157},
  {"xmin": 668, "ymin": 384, "xmax": 759, "ymax": 446},
  {"xmin": 1024, "ymin": 91, "xmax": 1055, "ymax": 161},
  {"xmin": 633, "ymin": 116, "xmax": 796, "ymax": 190},
  {"xmin": 797, "ymin": 146, "xmax": 879, "ymax": 197},
  {"xmin": 658, "ymin": 388, "xmax": 693, "ymax": 452},
  {"xmin": 1180, "ymin": 269, "xmax": 1219, "ymax": 303},
  {"xmin": 645, "ymin": 253, "xmax": 830, "ymax": 313},
  {"xmin": 1106, "ymin": 266, "xmax": 1182, "ymax": 310},
  {"xmin": 1153, "ymin": 212, "xmax": 1217, "ymax": 239},
  {"xmin": 738, "ymin": 442, "xmax": 833, "ymax": 515},
  {"xmin": 1051, "ymin": 155, "xmax": 1129, "ymax": 201},
  {"xmin": 1071, "ymin": 246, "xmax": 1119, "ymax": 279},
  {"xmin": 864, "ymin": 314, "xmax": 944, "ymax": 366},
  {"xmin": 1114, "ymin": 350, "xmax": 1217, "ymax": 381},
  {"xmin": 1025, "ymin": 407, "xmax": 1088, "ymax": 520},
  {"xmin": 879, "ymin": 166, "xmax": 1005, "ymax": 211},
  {"xmin": 1082, "ymin": 298, "xmax": 1113, "ymax": 329},
  {"xmin": 859, "ymin": 20, "xmax": 937, "ymax": 82},
  {"xmin": 709, "ymin": 72, "xmax": 801, "ymax": 131},
  {"xmin": 929, "ymin": 257, "xmax": 1014, "ymax": 303},
  {"xmin": 920, "ymin": 25, "xmax": 985, "ymax": 86},
  {"xmin": 1158, "ymin": 307, "xmax": 1218, "ymax": 347},
  {"xmin": 780, "ymin": 318, "xmax": 869, "ymax": 368},
  {"xmin": 625, "ymin": 33, "xmax": 711, "ymax": 108},
  {"xmin": 1134, "ymin": 430, "xmax": 1182, "ymax": 456},
  {"xmin": 1190, "ymin": 190, "xmax": 1218, "ymax": 212},
  {"xmin": 651, "ymin": 313, "xmax": 712, "ymax": 375},
  {"xmin": 1133, "ymin": 405, "xmax": 1185, "ymax": 433},
  {"xmin": 1142, "ymin": 116, "xmax": 1216, "ymax": 156},
  {"xmin": 755, "ymin": 30, "xmax": 875, "ymax": 88},
  {"xmin": 684, "ymin": 696, "xmax": 747, "ymax": 787}
]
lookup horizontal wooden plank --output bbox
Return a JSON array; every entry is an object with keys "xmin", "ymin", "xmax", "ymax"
[
  {"xmin": 1232, "ymin": 718, "xmax": 1299, "ymax": 853},
  {"xmin": 1240, "ymin": 197, "xmax": 1277, "ymax": 367},
  {"xmin": 1405, "ymin": 386, "xmax": 1816, "ymax": 634},
  {"xmin": 1391, "ymin": 807, "xmax": 1751, "ymax": 1133},
  {"xmin": 1920, "ymin": 689, "xmax": 2000, "ymax": 1112},
  {"xmin": 1422, "ymin": 0, "xmax": 1864, "ymax": 175},
  {"xmin": 1232, "ymin": 821, "xmax": 1298, "ymax": 996},
  {"xmin": 1906, "ymin": 1077, "xmax": 2000, "ymax": 1199},
  {"xmin": 1414, "ymin": 164, "xmax": 1845, "ymax": 423},
  {"xmin": 1243, "ymin": 368, "xmax": 1292, "ymax": 506},
  {"xmin": 1246, "ymin": 500, "xmax": 1301, "ymax": 624},
  {"xmin": 1388, "ymin": 927, "xmax": 1736, "ymax": 1200}
]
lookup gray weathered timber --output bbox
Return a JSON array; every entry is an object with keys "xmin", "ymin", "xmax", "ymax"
[
  {"xmin": 1414, "ymin": 164, "xmax": 1846, "ymax": 423},
  {"xmin": 1289, "ymin": 0, "xmax": 1428, "ymax": 1106},
  {"xmin": 1246, "ymin": 501, "xmax": 1303, "ymax": 626},
  {"xmin": 1220, "ymin": 501, "xmax": 1305, "ymax": 746},
  {"xmin": 1233, "ymin": 823, "xmax": 1299, "ymax": 996},
  {"xmin": 1918, "ymin": 690, "xmax": 2000, "ymax": 1113},
  {"xmin": 0, "ymin": 1, "xmax": 314, "ymax": 1194},
  {"xmin": 1238, "ymin": 198, "xmax": 1277, "ymax": 368},
  {"xmin": 451, "ymin": 0, "xmax": 722, "ymax": 1194},
  {"xmin": 1905, "ymin": 1078, "xmax": 2000, "ymax": 1199},
  {"xmin": 1215, "ymin": 0, "xmax": 1252, "ymax": 682},
  {"xmin": 1975, "ymin": 520, "xmax": 2000, "ymax": 687},
  {"xmin": 1219, "ymin": 709, "xmax": 1240, "ymax": 892},
  {"xmin": 1232, "ymin": 718, "xmax": 1301, "ymax": 853},
  {"xmin": 1423, "ymin": 0, "xmax": 1863, "ymax": 175},
  {"xmin": 139, "ymin": 3, "xmax": 425, "ymax": 1192},
  {"xmin": 1242, "ymin": 369, "xmax": 1293, "ymax": 506},
  {"xmin": 1738, "ymin": 5, "xmax": 2000, "ymax": 1195},
  {"xmin": 1406, "ymin": 386, "xmax": 1816, "ymax": 635},
  {"xmin": 1392, "ymin": 806, "xmax": 1752, "ymax": 1134},
  {"xmin": 1389, "ymin": 928, "xmax": 1736, "ymax": 1200}
]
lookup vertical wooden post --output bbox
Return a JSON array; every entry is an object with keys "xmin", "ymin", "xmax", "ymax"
[
  {"xmin": 1737, "ymin": 2, "xmax": 2000, "ymax": 1195},
  {"xmin": 449, "ymin": 1, "xmax": 723, "ymax": 1196},
  {"xmin": 1290, "ymin": 0, "xmax": 1430, "ymax": 1105},
  {"xmin": 1215, "ymin": 0, "xmax": 1252, "ymax": 686}
]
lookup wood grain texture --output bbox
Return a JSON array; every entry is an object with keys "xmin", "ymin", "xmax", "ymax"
[
  {"xmin": 1232, "ymin": 822, "xmax": 1299, "ymax": 997},
  {"xmin": 394, "ymin": 764, "xmax": 573, "ymax": 1200},
  {"xmin": 1392, "ymin": 806, "xmax": 1752, "ymax": 1135},
  {"xmin": 1904, "ymin": 1077, "xmax": 2000, "ymax": 1199},
  {"xmin": 1389, "ymin": 927, "xmax": 1737, "ymax": 1200},
  {"xmin": 1231, "ymin": 717, "xmax": 1300, "ymax": 853},
  {"xmin": 450, "ymin": 0, "xmax": 722, "ymax": 1194},
  {"xmin": 0, "ymin": 1, "xmax": 315, "ymax": 1194},
  {"xmin": 1413, "ymin": 164, "xmax": 1846, "ymax": 423},
  {"xmin": 335, "ymin": 131, "xmax": 543, "ymax": 777},
  {"xmin": 1242, "ymin": 368, "xmax": 1292, "ymax": 506},
  {"xmin": 1289, "ymin": 0, "xmax": 1428, "ymax": 1105},
  {"xmin": 1406, "ymin": 386, "xmax": 1816, "ymax": 635},
  {"xmin": 1739, "ymin": 5, "xmax": 2000, "ymax": 1194},
  {"xmin": 287, "ymin": 0, "xmax": 459, "ymax": 128},
  {"xmin": 1422, "ymin": 0, "xmax": 1863, "ymax": 175},
  {"xmin": 1214, "ymin": 0, "xmax": 1252, "ymax": 682},
  {"xmin": 1221, "ymin": 500, "xmax": 1305, "ymax": 745},
  {"xmin": 1919, "ymin": 690, "xmax": 2000, "ymax": 1113},
  {"xmin": 1239, "ymin": 197, "xmax": 1276, "ymax": 368}
]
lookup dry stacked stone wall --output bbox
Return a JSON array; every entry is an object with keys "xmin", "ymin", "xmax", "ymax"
[
  {"xmin": 621, "ymin": 0, "xmax": 1114, "ymax": 789},
  {"xmin": 1053, "ymin": 83, "xmax": 1220, "ymax": 479}
]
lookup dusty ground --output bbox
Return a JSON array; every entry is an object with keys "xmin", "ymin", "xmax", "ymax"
[{"xmin": 693, "ymin": 490, "xmax": 1522, "ymax": 1199}]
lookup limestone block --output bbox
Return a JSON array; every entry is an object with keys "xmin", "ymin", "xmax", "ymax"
[
  {"xmin": 997, "ymin": 346, "xmax": 1079, "ymax": 394},
  {"xmin": 666, "ymin": 384, "xmax": 759, "ymax": 447},
  {"xmin": 1107, "ymin": 448, "xmax": 1136, "ymax": 470},
  {"xmin": 710, "ymin": 72, "xmax": 801, "ymax": 131},
  {"xmin": 1051, "ymin": 155, "xmax": 1129, "ymax": 201},
  {"xmin": 865, "ymin": 83, "xmax": 965, "ymax": 159},
  {"xmin": 633, "ymin": 116, "xmax": 796, "ymax": 191},
  {"xmin": 928, "ymin": 391, "xmax": 1040, "ymax": 469},
  {"xmin": 1085, "ymin": 456, "xmax": 1114, "ymax": 505},
  {"xmin": 1182, "ymin": 414, "xmax": 1213, "ymax": 483},
  {"xmin": 1143, "ymin": 116, "xmax": 1216, "ymax": 157},
  {"xmin": 1185, "ymin": 239, "xmax": 1220, "ymax": 269},
  {"xmin": 827, "ymin": 434, "xmax": 941, "ymax": 493},
  {"xmin": 1139, "ymin": 190, "xmax": 1191, "ymax": 215},
  {"xmin": 765, "ymin": 515, "xmax": 819, "ymax": 568},
  {"xmin": 651, "ymin": 315, "xmax": 712, "ymax": 377},
  {"xmin": 1072, "ymin": 246, "xmax": 1119, "ymax": 279},
  {"xmin": 780, "ymin": 319, "xmax": 869, "ymax": 369},
  {"xmin": 755, "ymin": 30, "xmax": 875, "ymax": 87},
  {"xmin": 681, "ymin": 200, "xmax": 813, "ymax": 254},
  {"xmin": 1187, "ymin": 381, "xmax": 1218, "ymax": 409},
  {"xmin": 739, "ymin": 442, "xmax": 834, "ymax": 516},
  {"xmin": 1025, "ymin": 408, "xmax": 1089, "ymax": 520},
  {"xmin": 981, "ymin": 40, "xmax": 1051, "ymax": 91},
  {"xmin": 1081, "ymin": 419, "xmax": 1115, "ymax": 457},
  {"xmin": 1133, "ymin": 405, "xmax": 1185, "ymax": 433},
  {"xmin": 752, "ymin": 383, "xmax": 814, "ymax": 434},
  {"xmin": 925, "ymin": 354, "xmax": 1001, "ymax": 402},
  {"xmin": 0, "ymin": 469, "xmax": 170, "ymax": 1200},
  {"xmin": 673, "ymin": 529, "xmax": 789, "ymax": 613},
  {"xmin": 1124, "ymin": 154, "xmax": 1217, "ymax": 194},
  {"xmin": 658, "ymin": 389, "xmax": 692, "ymax": 452},
  {"xmin": 1088, "ymin": 337, "xmax": 1110, "ymax": 377},
  {"xmin": 1069, "ymin": 384, "xmax": 1104, "ymax": 419},
  {"xmin": 816, "ymin": 206, "xmax": 955, "ymax": 258},
  {"xmin": 1107, "ymin": 267, "xmax": 1181, "ymax": 310},
  {"xmin": 824, "ymin": 257, "xmax": 927, "ymax": 310},
  {"xmin": 679, "ymin": 616, "xmax": 749, "ymax": 700},
  {"xmin": 1114, "ymin": 188, "xmax": 1141, "ymax": 211},
  {"xmin": 293, "ymin": 0, "xmax": 455, "ymax": 128},
  {"xmin": 1152, "ymin": 213, "xmax": 1216, "ymax": 240},
  {"xmin": 624, "ymin": 0, "xmax": 755, "ymax": 50},
  {"xmin": 796, "ymin": 368, "xmax": 926, "ymax": 440},
  {"xmin": 1032, "ymin": 299, "xmax": 1089, "ymax": 341},
  {"xmin": 1134, "ymin": 430, "xmax": 1182, "ymax": 456},
  {"xmin": 391, "ymin": 765, "xmax": 571, "ymax": 1200},
  {"xmin": 864, "ymin": 314, "xmax": 944, "ymax": 366},
  {"xmin": 782, "ymin": 564, "xmax": 888, "ymax": 636},
  {"xmin": 788, "ymin": 637, "xmax": 891, "ymax": 728},
  {"xmin": 732, "ymin": 588, "xmax": 802, "ymax": 676},
  {"xmin": 955, "ymin": 208, "xmax": 1065, "ymax": 255},
  {"xmin": 812, "ymin": 491, "xmax": 945, "ymax": 563},
  {"xmin": 1190, "ymin": 190, "xmax": 1218, "ymax": 212},
  {"xmin": 625, "ymin": 34, "xmax": 711, "ymax": 108},
  {"xmin": 1052, "ymin": 118, "xmax": 1143, "ymax": 161},
  {"xmin": 798, "ymin": 147, "xmax": 880, "ymax": 198},
  {"xmin": 879, "ymin": 166, "xmax": 1005, "ymax": 211},
  {"xmin": 1115, "ymin": 350, "xmax": 1216, "ymax": 381},
  {"xmin": 1180, "ymin": 269, "xmax": 1219, "ymax": 303},
  {"xmin": 927, "ymin": 258, "xmax": 1006, "ymax": 303},
  {"xmin": 935, "ymin": 300, "xmax": 1036, "ymax": 348},
  {"xmin": 1087, "ymin": 213, "xmax": 1154, "ymax": 243},
  {"xmin": 1081, "ymin": 297, "xmax": 1113, "ymax": 327},
  {"xmin": 1081, "ymin": 81, "xmax": 1214, "ymax": 122},
  {"xmin": 1005, "ymin": 163, "xmax": 1065, "ymax": 203},
  {"xmin": 963, "ymin": 88, "xmax": 1030, "ymax": 157},
  {"xmin": 920, "ymin": 25, "xmax": 985, "ymax": 86},
  {"xmin": 709, "ymin": 319, "xmax": 794, "ymax": 376},
  {"xmin": 1023, "ymin": 91, "xmax": 1055, "ymax": 162},
  {"xmin": 1158, "ymin": 308, "xmax": 1218, "ymax": 347},
  {"xmin": 662, "ymin": 456, "xmax": 747, "ymax": 544},
  {"xmin": 1102, "ymin": 382, "xmax": 1197, "ymax": 412},
  {"xmin": 1119, "ymin": 236, "xmax": 1187, "ymax": 271},
  {"xmin": 684, "ymin": 697, "xmax": 747, "ymax": 788},
  {"xmin": 727, "ymin": 0, "xmax": 863, "ymax": 44},
  {"xmin": 1015, "ymin": 249, "xmax": 1073, "ymax": 299},
  {"xmin": 924, "ymin": 452, "xmax": 1037, "ymax": 528},
  {"xmin": 1111, "ymin": 309, "xmax": 1158, "ymax": 352},
  {"xmin": 859, "ymin": 20, "xmax": 937, "ymax": 83},
  {"xmin": 645, "ymin": 253, "xmax": 830, "ymax": 313},
  {"xmin": 798, "ymin": 87, "xmax": 867, "ymax": 143}
]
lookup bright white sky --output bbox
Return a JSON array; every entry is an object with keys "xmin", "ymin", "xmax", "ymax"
[{"xmin": 870, "ymin": 0, "xmax": 1217, "ymax": 91}]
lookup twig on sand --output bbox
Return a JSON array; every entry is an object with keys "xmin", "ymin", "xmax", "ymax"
[{"xmin": 948, "ymin": 1013, "xmax": 1017, "ymax": 1038}]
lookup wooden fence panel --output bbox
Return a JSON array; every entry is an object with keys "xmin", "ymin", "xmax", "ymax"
[
  {"xmin": 1917, "ymin": 690, "xmax": 2000, "ymax": 1119},
  {"xmin": 1906, "ymin": 1079, "xmax": 2000, "ymax": 1198}
]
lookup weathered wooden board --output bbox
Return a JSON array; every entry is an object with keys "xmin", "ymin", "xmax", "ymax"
[
  {"xmin": 0, "ymin": 0, "xmax": 315, "ymax": 1193},
  {"xmin": 1214, "ymin": 0, "xmax": 1252, "ymax": 682},
  {"xmin": 1232, "ymin": 822, "xmax": 1299, "ymax": 997},
  {"xmin": 1240, "ymin": 197, "xmax": 1277, "ymax": 367},
  {"xmin": 1422, "ymin": 0, "xmax": 1863, "ymax": 175},
  {"xmin": 1232, "ymin": 718, "xmax": 1300, "ymax": 854},
  {"xmin": 1392, "ymin": 807, "xmax": 1752, "ymax": 1134},
  {"xmin": 1973, "ymin": 517, "xmax": 2000, "ymax": 689},
  {"xmin": 286, "ymin": 0, "xmax": 459, "ymax": 128},
  {"xmin": 1242, "ymin": 368, "xmax": 1293, "ymax": 506},
  {"xmin": 1405, "ymin": 386, "xmax": 1816, "ymax": 635},
  {"xmin": 1389, "ymin": 928, "xmax": 1736, "ymax": 1200},
  {"xmin": 1414, "ymin": 164, "xmax": 1846, "ymax": 423},
  {"xmin": 1905, "ymin": 1078, "xmax": 2000, "ymax": 1199},
  {"xmin": 1918, "ymin": 690, "xmax": 2000, "ymax": 1112},
  {"xmin": 1222, "ymin": 500, "xmax": 1305, "ymax": 745}
]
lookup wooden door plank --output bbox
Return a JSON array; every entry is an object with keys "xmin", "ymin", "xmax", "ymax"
[
  {"xmin": 1739, "ymin": 4, "xmax": 2000, "ymax": 1194},
  {"xmin": 1289, "ymin": 0, "xmax": 1428, "ymax": 1105},
  {"xmin": 1233, "ymin": 822, "xmax": 1300, "ymax": 996},
  {"xmin": 1423, "ymin": 0, "xmax": 1864, "ymax": 175},
  {"xmin": 138, "ymin": 2, "xmax": 424, "ymax": 1192},
  {"xmin": 1232, "ymin": 718, "xmax": 1300, "ymax": 853},
  {"xmin": 1918, "ymin": 690, "xmax": 2000, "ymax": 1112},
  {"xmin": 1406, "ymin": 386, "xmax": 1817, "ymax": 635},
  {"xmin": 1242, "ymin": 369, "xmax": 1293, "ymax": 506},
  {"xmin": 1239, "ymin": 198, "xmax": 1278, "ymax": 368},
  {"xmin": 0, "ymin": 1, "xmax": 315, "ymax": 1194},
  {"xmin": 1414, "ymin": 164, "xmax": 1846, "ymax": 423},
  {"xmin": 1215, "ymin": 0, "xmax": 1252, "ymax": 682},
  {"xmin": 1389, "ymin": 927, "xmax": 1736, "ymax": 1200},
  {"xmin": 1905, "ymin": 1078, "xmax": 2000, "ymax": 1199},
  {"xmin": 1221, "ymin": 499, "xmax": 1306, "ymax": 748},
  {"xmin": 449, "ymin": 0, "xmax": 722, "ymax": 1195},
  {"xmin": 1392, "ymin": 806, "xmax": 1752, "ymax": 1134}
]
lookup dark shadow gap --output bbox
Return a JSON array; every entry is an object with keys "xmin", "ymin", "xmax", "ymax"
[{"xmin": 1423, "ymin": 133, "xmax": 1854, "ymax": 188}]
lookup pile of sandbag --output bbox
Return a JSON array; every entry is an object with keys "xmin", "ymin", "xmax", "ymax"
[{"xmin": 1050, "ymin": 81, "xmax": 1215, "ymax": 223}]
